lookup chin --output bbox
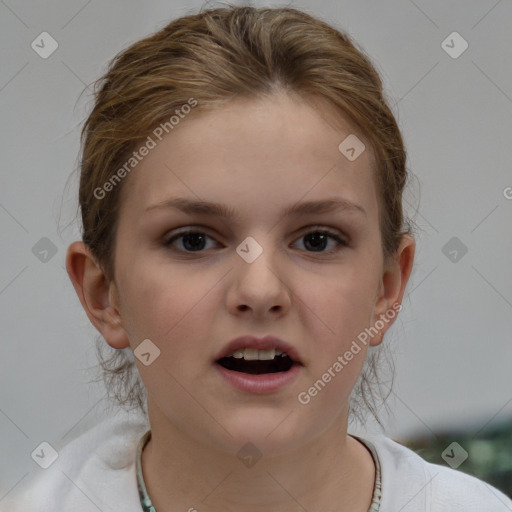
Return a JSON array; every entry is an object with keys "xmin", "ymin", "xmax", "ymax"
[{"xmin": 209, "ymin": 409, "xmax": 310, "ymax": 458}]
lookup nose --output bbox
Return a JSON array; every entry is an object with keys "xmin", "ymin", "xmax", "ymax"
[{"xmin": 226, "ymin": 238, "xmax": 292, "ymax": 318}]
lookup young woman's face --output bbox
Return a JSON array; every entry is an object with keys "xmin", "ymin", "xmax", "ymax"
[{"xmin": 111, "ymin": 92, "xmax": 394, "ymax": 454}]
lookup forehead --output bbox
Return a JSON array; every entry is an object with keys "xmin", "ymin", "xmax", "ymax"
[{"xmin": 118, "ymin": 93, "xmax": 378, "ymax": 222}]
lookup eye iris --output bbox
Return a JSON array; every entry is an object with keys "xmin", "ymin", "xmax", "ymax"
[
  {"xmin": 182, "ymin": 233, "xmax": 206, "ymax": 251},
  {"xmin": 305, "ymin": 233, "xmax": 327, "ymax": 252}
]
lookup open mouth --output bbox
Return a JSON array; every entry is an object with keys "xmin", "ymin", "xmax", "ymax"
[{"xmin": 216, "ymin": 351, "xmax": 295, "ymax": 375}]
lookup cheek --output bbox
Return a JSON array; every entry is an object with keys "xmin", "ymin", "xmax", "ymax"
[
  {"xmin": 295, "ymin": 276, "xmax": 373, "ymax": 420},
  {"xmin": 118, "ymin": 258, "xmax": 217, "ymax": 354},
  {"xmin": 300, "ymin": 263, "xmax": 378, "ymax": 348}
]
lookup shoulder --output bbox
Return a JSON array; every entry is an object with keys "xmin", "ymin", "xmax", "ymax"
[
  {"xmin": 1, "ymin": 410, "xmax": 149, "ymax": 512},
  {"xmin": 360, "ymin": 434, "xmax": 512, "ymax": 512}
]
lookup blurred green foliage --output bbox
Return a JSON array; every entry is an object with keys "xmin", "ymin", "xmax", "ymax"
[{"xmin": 402, "ymin": 419, "xmax": 512, "ymax": 498}]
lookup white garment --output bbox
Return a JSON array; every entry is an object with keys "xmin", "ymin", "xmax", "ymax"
[{"xmin": 2, "ymin": 410, "xmax": 511, "ymax": 511}]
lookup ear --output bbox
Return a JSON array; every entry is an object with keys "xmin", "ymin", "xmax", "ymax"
[
  {"xmin": 370, "ymin": 234, "xmax": 415, "ymax": 346},
  {"xmin": 65, "ymin": 241, "xmax": 130, "ymax": 349}
]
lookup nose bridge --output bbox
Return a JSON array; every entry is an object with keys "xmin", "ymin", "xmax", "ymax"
[
  {"xmin": 230, "ymin": 232, "xmax": 290, "ymax": 309},
  {"xmin": 236, "ymin": 234, "xmax": 267, "ymax": 265},
  {"xmin": 235, "ymin": 231, "xmax": 284, "ymax": 277}
]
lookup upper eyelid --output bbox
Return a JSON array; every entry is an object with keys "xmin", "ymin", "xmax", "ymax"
[{"xmin": 165, "ymin": 224, "xmax": 347, "ymax": 236}]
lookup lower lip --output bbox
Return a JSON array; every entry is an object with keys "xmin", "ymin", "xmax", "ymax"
[{"xmin": 214, "ymin": 362, "xmax": 302, "ymax": 394}]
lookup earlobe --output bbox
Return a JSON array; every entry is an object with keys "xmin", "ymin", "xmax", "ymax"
[
  {"xmin": 65, "ymin": 241, "xmax": 130, "ymax": 350},
  {"xmin": 370, "ymin": 235, "xmax": 416, "ymax": 346}
]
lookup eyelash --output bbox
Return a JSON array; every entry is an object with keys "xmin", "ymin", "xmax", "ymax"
[{"xmin": 162, "ymin": 226, "xmax": 348, "ymax": 255}]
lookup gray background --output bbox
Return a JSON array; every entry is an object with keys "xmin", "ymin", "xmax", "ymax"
[{"xmin": 1, "ymin": 0, "xmax": 511, "ymax": 498}]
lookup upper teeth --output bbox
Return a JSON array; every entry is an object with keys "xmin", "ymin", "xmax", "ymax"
[{"xmin": 229, "ymin": 348, "xmax": 287, "ymax": 360}]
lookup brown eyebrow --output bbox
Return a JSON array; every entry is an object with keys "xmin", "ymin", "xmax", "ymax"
[{"xmin": 144, "ymin": 197, "xmax": 367, "ymax": 219}]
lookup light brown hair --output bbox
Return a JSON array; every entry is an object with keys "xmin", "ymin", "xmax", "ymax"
[{"xmin": 75, "ymin": 5, "xmax": 414, "ymax": 426}]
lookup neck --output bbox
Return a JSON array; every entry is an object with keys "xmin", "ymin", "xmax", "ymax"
[{"xmin": 140, "ymin": 400, "xmax": 376, "ymax": 512}]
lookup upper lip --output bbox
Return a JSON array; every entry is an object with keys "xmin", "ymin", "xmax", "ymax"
[{"xmin": 215, "ymin": 335, "xmax": 304, "ymax": 365}]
